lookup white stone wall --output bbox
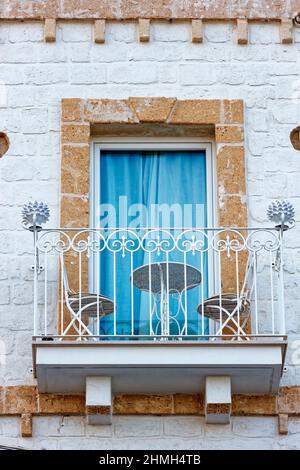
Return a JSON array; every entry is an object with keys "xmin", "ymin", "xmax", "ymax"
[
  {"xmin": 0, "ymin": 416, "xmax": 300, "ymax": 450},
  {"xmin": 1, "ymin": 20, "xmax": 300, "ymax": 448}
]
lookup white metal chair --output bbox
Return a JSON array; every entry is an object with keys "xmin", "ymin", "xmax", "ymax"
[
  {"xmin": 197, "ymin": 252, "xmax": 255, "ymax": 339},
  {"xmin": 60, "ymin": 254, "xmax": 115, "ymax": 338}
]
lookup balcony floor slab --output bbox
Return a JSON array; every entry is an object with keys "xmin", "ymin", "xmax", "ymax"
[{"xmin": 32, "ymin": 339, "xmax": 287, "ymax": 395}]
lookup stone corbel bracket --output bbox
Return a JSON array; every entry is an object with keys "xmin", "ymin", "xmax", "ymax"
[
  {"xmin": 38, "ymin": 16, "xmax": 295, "ymax": 45},
  {"xmin": 205, "ymin": 376, "xmax": 232, "ymax": 424}
]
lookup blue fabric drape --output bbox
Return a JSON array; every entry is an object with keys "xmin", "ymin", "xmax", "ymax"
[{"xmin": 96, "ymin": 150, "xmax": 209, "ymax": 337}]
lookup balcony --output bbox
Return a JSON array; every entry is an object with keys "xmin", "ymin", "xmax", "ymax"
[{"xmin": 26, "ymin": 220, "xmax": 290, "ymax": 423}]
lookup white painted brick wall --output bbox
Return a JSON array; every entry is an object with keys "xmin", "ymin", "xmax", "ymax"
[
  {"xmin": 1, "ymin": 20, "xmax": 300, "ymax": 448},
  {"xmin": 0, "ymin": 416, "xmax": 300, "ymax": 450}
]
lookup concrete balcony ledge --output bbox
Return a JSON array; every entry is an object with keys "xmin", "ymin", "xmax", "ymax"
[{"xmin": 33, "ymin": 338, "xmax": 287, "ymax": 396}]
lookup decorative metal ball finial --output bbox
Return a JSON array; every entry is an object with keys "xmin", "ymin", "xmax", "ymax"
[
  {"xmin": 22, "ymin": 200, "xmax": 50, "ymax": 230},
  {"xmin": 267, "ymin": 200, "xmax": 295, "ymax": 229}
]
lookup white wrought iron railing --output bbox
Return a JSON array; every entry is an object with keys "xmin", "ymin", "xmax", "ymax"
[{"xmin": 26, "ymin": 225, "xmax": 290, "ymax": 342}]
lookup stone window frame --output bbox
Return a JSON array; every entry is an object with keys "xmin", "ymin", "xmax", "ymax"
[
  {"xmin": 60, "ymin": 97, "xmax": 247, "ymax": 330},
  {"xmin": 61, "ymin": 97, "xmax": 246, "ymax": 228}
]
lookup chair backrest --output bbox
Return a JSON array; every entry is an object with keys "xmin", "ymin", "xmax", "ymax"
[
  {"xmin": 239, "ymin": 251, "xmax": 256, "ymax": 303},
  {"xmin": 59, "ymin": 252, "xmax": 71, "ymax": 295}
]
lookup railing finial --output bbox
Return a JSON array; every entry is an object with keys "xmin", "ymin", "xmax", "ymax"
[
  {"xmin": 267, "ymin": 199, "xmax": 295, "ymax": 231},
  {"xmin": 22, "ymin": 200, "xmax": 50, "ymax": 231},
  {"xmin": 22, "ymin": 201, "xmax": 50, "ymax": 276}
]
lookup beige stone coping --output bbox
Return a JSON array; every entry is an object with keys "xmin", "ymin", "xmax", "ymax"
[{"xmin": 0, "ymin": 0, "xmax": 297, "ymax": 21}]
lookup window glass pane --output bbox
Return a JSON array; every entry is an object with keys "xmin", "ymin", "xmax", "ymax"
[{"xmin": 94, "ymin": 150, "xmax": 209, "ymax": 338}]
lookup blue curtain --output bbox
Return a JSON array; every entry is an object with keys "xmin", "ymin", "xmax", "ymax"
[{"xmin": 96, "ymin": 150, "xmax": 209, "ymax": 337}]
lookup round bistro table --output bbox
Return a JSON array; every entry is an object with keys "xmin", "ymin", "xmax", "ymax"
[{"xmin": 132, "ymin": 261, "xmax": 201, "ymax": 336}]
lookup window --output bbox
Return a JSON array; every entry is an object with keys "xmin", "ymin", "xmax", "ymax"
[{"xmin": 90, "ymin": 139, "xmax": 215, "ymax": 337}]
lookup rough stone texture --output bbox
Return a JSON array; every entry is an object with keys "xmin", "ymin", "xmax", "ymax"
[
  {"xmin": 215, "ymin": 125, "xmax": 244, "ymax": 143},
  {"xmin": 174, "ymin": 394, "xmax": 204, "ymax": 415},
  {"xmin": 84, "ymin": 99, "xmax": 138, "ymax": 123},
  {"xmin": 61, "ymin": 145, "xmax": 89, "ymax": 194},
  {"xmin": 232, "ymin": 394, "xmax": 277, "ymax": 416},
  {"xmin": 169, "ymin": 100, "xmax": 221, "ymax": 124},
  {"xmin": 223, "ymin": 100, "xmax": 244, "ymax": 124},
  {"xmin": 278, "ymin": 387, "xmax": 300, "ymax": 415},
  {"xmin": 0, "ymin": 1, "xmax": 298, "ymax": 21},
  {"xmin": 0, "ymin": 386, "xmax": 38, "ymax": 415},
  {"xmin": 61, "ymin": 123, "xmax": 90, "ymax": 144},
  {"xmin": 114, "ymin": 394, "xmax": 174, "ymax": 415},
  {"xmin": 38, "ymin": 393, "xmax": 85, "ymax": 415},
  {"xmin": 216, "ymin": 146, "xmax": 246, "ymax": 194},
  {"xmin": 206, "ymin": 403, "xmax": 231, "ymax": 415},
  {"xmin": 1, "ymin": 385, "xmax": 299, "ymax": 418},
  {"xmin": 128, "ymin": 97, "xmax": 176, "ymax": 122},
  {"xmin": 61, "ymin": 98, "xmax": 83, "ymax": 122},
  {"xmin": 1, "ymin": 18, "xmax": 300, "ymax": 448},
  {"xmin": 60, "ymin": 195, "xmax": 89, "ymax": 228}
]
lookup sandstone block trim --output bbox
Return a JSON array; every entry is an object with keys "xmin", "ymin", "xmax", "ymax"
[
  {"xmin": 1, "ymin": 386, "xmax": 300, "ymax": 436},
  {"xmin": 0, "ymin": 1, "xmax": 297, "ymax": 21},
  {"xmin": 60, "ymin": 97, "xmax": 247, "ymax": 230}
]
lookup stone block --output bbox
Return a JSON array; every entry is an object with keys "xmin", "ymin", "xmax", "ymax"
[
  {"xmin": 114, "ymin": 416, "xmax": 162, "ymax": 437},
  {"xmin": 129, "ymin": 97, "xmax": 176, "ymax": 122},
  {"xmin": 236, "ymin": 19, "xmax": 248, "ymax": 45},
  {"xmin": 139, "ymin": 19, "xmax": 150, "ymax": 43},
  {"xmin": 61, "ymin": 99, "xmax": 83, "ymax": 122},
  {"xmin": 44, "ymin": 19, "xmax": 56, "ymax": 43},
  {"xmin": 20, "ymin": 413, "xmax": 32, "ymax": 437},
  {"xmin": 61, "ymin": 123, "xmax": 90, "ymax": 144},
  {"xmin": 163, "ymin": 416, "xmax": 204, "ymax": 437},
  {"xmin": 114, "ymin": 394, "xmax": 173, "ymax": 415},
  {"xmin": 205, "ymin": 376, "xmax": 232, "ymax": 424},
  {"xmin": 86, "ymin": 376, "xmax": 112, "ymax": 425},
  {"xmin": 280, "ymin": 19, "xmax": 293, "ymax": 44},
  {"xmin": 191, "ymin": 20, "xmax": 203, "ymax": 43},
  {"xmin": 278, "ymin": 413, "xmax": 289, "ymax": 435},
  {"xmin": 94, "ymin": 20, "xmax": 105, "ymax": 44}
]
